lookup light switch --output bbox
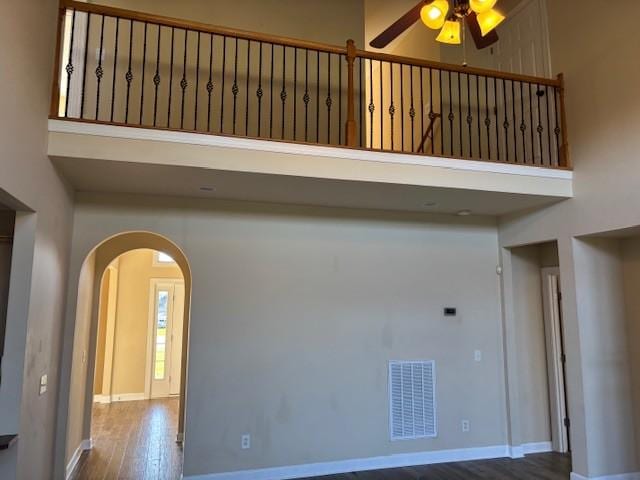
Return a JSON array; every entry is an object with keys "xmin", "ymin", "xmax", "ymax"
[
  {"xmin": 39, "ymin": 374, "xmax": 48, "ymax": 395},
  {"xmin": 474, "ymin": 350, "xmax": 482, "ymax": 362}
]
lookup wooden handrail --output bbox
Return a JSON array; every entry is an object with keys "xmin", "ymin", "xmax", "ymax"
[
  {"xmin": 60, "ymin": 0, "xmax": 348, "ymax": 55},
  {"xmin": 356, "ymin": 49, "xmax": 561, "ymax": 87},
  {"xmin": 416, "ymin": 113, "xmax": 441, "ymax": 154}
]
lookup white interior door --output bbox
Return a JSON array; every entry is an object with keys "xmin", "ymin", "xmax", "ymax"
[
  {"xmin": 150, "ymin": 280, "xmax": 184, "ymax": 398},
  {"xmin": 541, "ymin": 267, "xmax": 570, "ymax": 453}
]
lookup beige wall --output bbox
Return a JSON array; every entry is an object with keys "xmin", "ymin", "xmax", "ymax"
[
  {"xmin": 621, "ymin": 237, "xmax": 640, "ymax": 465},
  {"xmin": 109, "ymin": 249, "xmax": 182, "ymax": 395},
  {"xmin": 62, "ymin": 193, "xmax": 508, "ymax": 477},
  {"xmin": 93, "ymin": 268, "xmax": 111, "ymax": 395},
  {"xmin": 496, "ymin": 1, "xmax": 640, "ymax": 477},
  {"xmin": 0, "ymin": 0, "xmax": 75, "ymax": 478}
]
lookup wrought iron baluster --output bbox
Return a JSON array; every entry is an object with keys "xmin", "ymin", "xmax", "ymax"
[
  {"xmin": 476, "ymin": 75, "xmax": 481, "ymax": 158},
  {"xmin": 220, "ymin": 36, "xmax": 227, "ymax": 132},
  {"xmin": 546, "ymin": 85, "xmax": 552, "ymax": 165},
  {"xmin": 429, "ymin": 67, "xmax": 434, "ymax": 154},
  {"xmin": 553, "ymin": 87, "xmax": 561, "ymax": 165},
  {"xmin": 419, "ymin": 67, "xmax": 424, "ymax": 153},
  {"xmin": 448, "ymin": 71, "xmax": 453, "ymax": 155},
  {"xmin": 304, "ymin": 49, "xmax": 309, "ymax": 141},
  {"xmin": 458, "ymin": 72, "xmax": 463, "ymax": 157},
  {"xmin": 207, "ymin": 33, "xmax": 214, "ymax": 132},
  {"xmin": 484, "ymin": 76, "xmax": 491, "ymax": 159},
  {"xmin": 379, "ymin": 60, "xmax": 383, "ymax": 150},
  {"xmin": 256, "ymin": 41, "xmax": 263, "ymax": 137},
  {"xmin": 409, "ymin": 65, "xmax": 415, "ymax": 152},
  {"xmin": 389, "ymin": 63, "xmax": 395, "ymax": 150},
  {"xmin": 369, "ymin": 58, "xmax": 374, "ymax": 149},
  {"xmin": 282, "ymin": 45, "xmax": 287, "ymax": 140},
  {"xmin": 359, "ymin": 58, "xmax": 364, "ymax": 147},
  {"xmin": 467, "ymin": 74, "xmax": 473, "ymax": 157},
  {"xmin": 520, "ymin": 81, "xmax": 526, "ymax": 163},
  {"xmin": 64, "ymin": 9, "xmax": 76, "ymax": 117},
  {"xmin": 153, "ymin": 24, "xmax": 161, "ymax": 126},
  {"xmin": 293, "ymin": 48, "xmax": 297, "ymax": 141},
  {"xmin": 95, "ymin": 14, "xmax": 105, "ymax": 120},
  {"xmin": 124, "ymin": 19, "xmax": 133, "ymax": 123},
  {"xmin": 536, "ymin": 83, "xmax": 544, "ymax": 165},
  {"xmin": 109, "ymin": 18, "xmax": 119, "ymax": 122},
  {"xmin": 167, "ymin": 27, "xmax": 174, "ymax": 127},
  {"xmin": 269, "ymin": 43, "xmax": 274, "ymax": 138},
  {"xmin": 326, "ymin": 52, "xmax": 332, "ymax": 144},
  {"xmin": 338, "ymin": 55, "xmax": 342, "ymax": 145},
  {"xmin": 180, "ymin": 29, "xmax": 189, "ymax": 130},
  {"xmin": 139, "ymin": 21, "xmax": 147, "ymax": 124},
  {"xmin": 80, "ymin": 13, "xmax": 91, "ymax": 119},
  {"xmin": 511, "ymin": 80, "xmax": 518, "ymax": 162},
  {"xmin": 232, "ymin": 37, "xmax": 238, "ymax": 134},
  {"xmin": 245, "ymin": 39, "xmax": 251, "ymax": 135},
  {"xmin": 316, "ymin": 50, "xmax": 320, "ymax": 142},
  {"xmin": 502, "ymin": 78, "xmax": 509, "ymax": 161},
  {"xmin": 439, "ymin": 69, "xmax": 444, "ymax": 155},
  {"xmin": 195, "ymin": 32, "xmax": 201, "ymax": 130},
  {"xmin": 400, "ymin": 63, "xmax": 404, "ymax": 151},
  {"xmin": 529, "ymin": 83, "xmax": 535, "ymax": 163},
  {"xmin": 494, "ymin": 77, "xmax": 499, "ymax": 161}
]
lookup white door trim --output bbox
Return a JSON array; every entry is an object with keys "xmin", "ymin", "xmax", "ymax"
[
  {"xmin": 541, "ymin": 266, "xmax": 569, "ymax": 453},
  {"xmin": 145, "ymin": 277, "xmax": 185, "ymax": 399}
]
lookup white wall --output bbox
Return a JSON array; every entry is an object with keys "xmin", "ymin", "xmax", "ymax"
[
  {"xmin": 62, "ymin": 192, "xmax": 507, "ymax": 477},
  {"xmin": 0, "ymin": 0, "xmax": 74, "ymax": 478}
]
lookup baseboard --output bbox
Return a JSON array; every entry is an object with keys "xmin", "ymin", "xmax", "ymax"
[
  {"xmin": 182, "ymin": 444, "xmax": 512, "ymax": 480},
  {"xmin": 93, "ymin": 394, "xmax": 111, "ymax": 404},
  {"xmin": 571, "ymin": 473, "xmax": 640, "ymax": 480},
  {"xmin": 522, "ymin": 441, "xmax": 553, "ymax": 455},
  {"xmin": 66, "ymin": 438, "xmax": 92, "ymax": 480},
  {"xmin": 108, "ymin": 392, "xmax": 146, "ymax": 403}
]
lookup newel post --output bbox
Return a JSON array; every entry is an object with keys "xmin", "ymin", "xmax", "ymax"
[
  {"xmin": 345, "ymin": 39, "xmax": 357, "ymax": 147},
  {"xmin": 557, "ymin": 73, "xmax": 571, "ymax": 168},
  {"xmin": 50, "ymin": 2, "xmax": 66, "ymax": 118}
]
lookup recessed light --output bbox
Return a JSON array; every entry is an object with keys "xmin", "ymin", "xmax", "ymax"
[
  {"xmin": 199, "ymin": 186, "xmax": 216, "ymax": 192},
  {"xmin": 456, "ymin": 209, "xmax": 472, "ymax": 216}
]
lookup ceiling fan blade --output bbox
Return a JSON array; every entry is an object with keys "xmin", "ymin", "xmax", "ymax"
[
  {"xmin": 465, "ymin": 12, "xmax": 499, "ymax": 49},
  {"xmin": 369, "ymin": 1, "xmax": 425, "ymax": 49}
]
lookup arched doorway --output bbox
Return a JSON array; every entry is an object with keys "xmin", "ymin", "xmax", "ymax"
[{"xmin": 63, "ymin": 232, "xmax": 192, "ymax": 479}]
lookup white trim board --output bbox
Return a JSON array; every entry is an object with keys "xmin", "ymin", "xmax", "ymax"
[
  {"xmin": 570, "ymin": 473, "xmax": 640, "ymax": 480},
  {"xmin": 48, "ymin": 120, "xmax": 573, "ymax": 180},
  {"xmin": 182, "ymin": 443, "xmax": 550, "ymax": 480},
  {"xmin": 96, "ymin": 392, "xmax": 146, "ymax": 403},
  {"xmin": 66, "ymin": 438, "xmax": 92, "ymax": 480}
]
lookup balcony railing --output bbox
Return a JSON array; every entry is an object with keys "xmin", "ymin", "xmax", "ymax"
[{"xmin": 51, "ymin": 0, "xmax": 570, "ymax": 169}]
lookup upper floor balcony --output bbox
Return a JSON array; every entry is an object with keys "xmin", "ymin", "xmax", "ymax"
[{"xmin": 48, "ymin": 0, "xmax": 572, "ymax": 216}]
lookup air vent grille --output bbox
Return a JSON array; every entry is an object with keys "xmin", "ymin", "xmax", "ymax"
[{"xmin": 389, "ymin": 360, "xmax": 436, "ymax": 440}]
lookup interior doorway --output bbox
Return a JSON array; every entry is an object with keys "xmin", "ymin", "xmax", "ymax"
[
  {"xmin": 508, "ymin": 240, "xmax": 571, "ymax": 458},
  {"xmin": 93, "ymin": 249, "xmax": 186, "ymax": 403}
]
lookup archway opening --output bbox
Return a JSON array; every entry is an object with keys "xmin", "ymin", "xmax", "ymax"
[{"xmin": 64, "ymin": 232, "xmax": 192, "ymax": 479}]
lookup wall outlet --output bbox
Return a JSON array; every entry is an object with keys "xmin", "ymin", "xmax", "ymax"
[
  {"xmin": 241, "ymin": 434, "xmax": 251, "ymax": 449},
  {"xmin": 461, "ymin": 420, "xmax": 470, "ymax": 432},
  {"xmin": 474, "ymin": 350, "xmax": 482, "ymax": 362},
  {"xmin": 39, "ymin": 374, "xmax": 48, "ymax": 395}
]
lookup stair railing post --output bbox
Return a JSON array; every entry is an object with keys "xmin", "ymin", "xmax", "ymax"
[
  {"xmin": 557, "ymin": 73, "xmax": 571, "ymax": 168},
  {"xmin": 345, "ymin": 39, "xmax": 357, "ymax": 147}
]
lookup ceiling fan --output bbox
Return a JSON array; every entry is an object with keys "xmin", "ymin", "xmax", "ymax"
[{"xmin": 370, "ymin": 0, "xmax": 505, "ymax": 50}]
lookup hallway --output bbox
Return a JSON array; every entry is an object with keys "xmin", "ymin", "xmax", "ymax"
[{"xmin": 70, "ymin": 399, "xmax": 182, "ymax": 480}]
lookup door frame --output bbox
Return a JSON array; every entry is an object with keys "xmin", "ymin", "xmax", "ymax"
[
  {"xmin": 541, "ymin": 266, "xmax": 570, "ymax": 453},
  {"xmin": 145, "ymin": 277, "xmax": 185, "ymax": 399}
]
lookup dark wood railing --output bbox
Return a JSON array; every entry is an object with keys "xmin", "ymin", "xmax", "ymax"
[{"xmin": 50, "ymin": 0, "xmax": 570, "ymax": 169}]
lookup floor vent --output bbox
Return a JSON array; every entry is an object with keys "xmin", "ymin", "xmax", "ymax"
[{"xmin": 389, "ymin": 360, "xmax": 437, "ymax": 440}]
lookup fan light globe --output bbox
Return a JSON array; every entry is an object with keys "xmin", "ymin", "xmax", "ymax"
[
  {"xmin": 436, "ymin": 19, "xmax": 461, "ymax": 44},
  {"xmin": 469, "ymin": 0, "xmax": 498, "ymax": 14},
  {"xmin": 420, "ymin": 0, "xmax": 449, "ymax": 29},
  {"xmin": 477, "ymin": 8, "xmax": 505, "ymax": 36}
]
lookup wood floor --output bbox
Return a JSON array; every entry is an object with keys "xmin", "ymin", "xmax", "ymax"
[
  {"xmin": 72, "ymin": 399, "xmax": 571, "ymax": 480},
  {"xmin": 71, "ymin": 398, "xmax": 182, "ymax": 480}
]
